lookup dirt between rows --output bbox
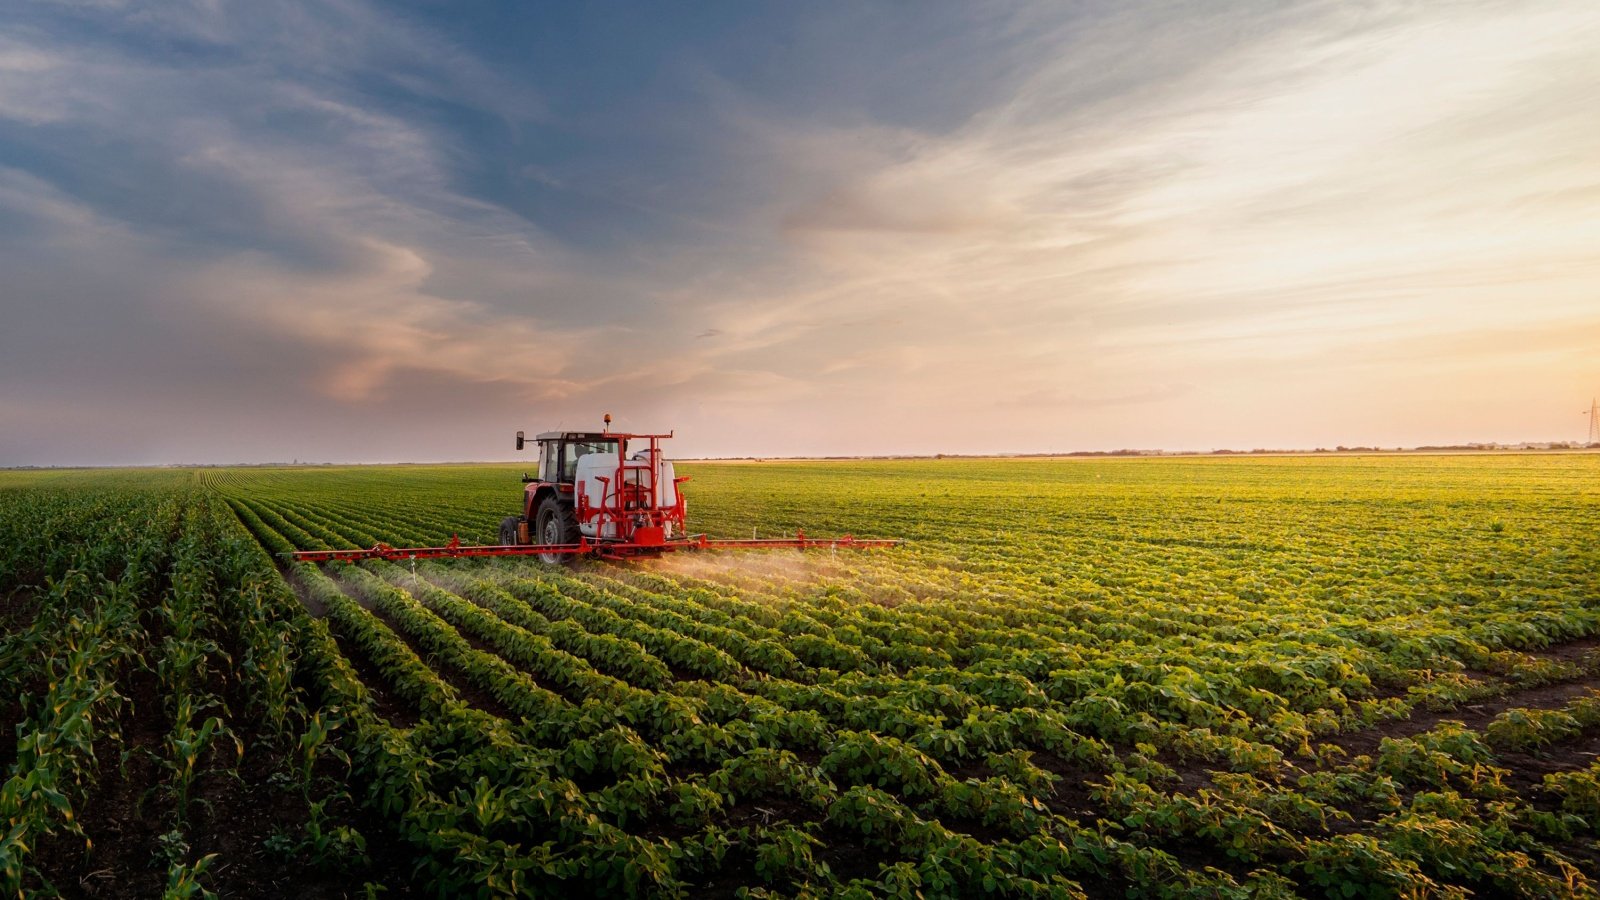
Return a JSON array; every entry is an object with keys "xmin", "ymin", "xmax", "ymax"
[
  {"xmin": 327, "ymin": 629, "xmax": 421, "ymax": 729},
  {"xmin": 0, "ymin": 586, "xmax": 42, "ymax": 778},
  {"xmin": 0, "ymin": 583, "xmax": 40, "ymax": 633},
  {"xmin": 1325, "ymin": 637, "xmax": 1600, "ymax": 759},
  {"xmin": 287, "ymin": 567, "xmax": 421, "ymax": 729},
  {"xmin": 1331, "ymin": 674, "xmax": 1600, "ymax": 759},
  {"xmin": 288, "ymin": 574, "xmax": 328, "ymax": 618},
  {"xmin": 324, "ymin": 570, "xmax": 521, "ymax": 721},
  {"xmin": 1533, "ymin": 635, "xmax": 1600, "ymax": 665}
]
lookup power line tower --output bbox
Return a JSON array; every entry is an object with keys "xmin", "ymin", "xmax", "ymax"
[{"xmin": 1586, "ymin": 398, "xmax": 1600, "ymax": 446}]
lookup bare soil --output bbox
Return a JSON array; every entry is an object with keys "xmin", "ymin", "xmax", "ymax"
[
  {"xmin": 1334, "ymin": 676, "xmax": 1600, "ymax": 759},
  {"xmin": 0, "ymin": 583, "xmax": 39, "ymax": 632},
  {"xmin": 1327, "ymin": 636, "xmax": 1600, "ymax": 759},
  {"xmin": 288, "ymin": 575, "xmax": 328, "ymax": 618},
  {"xmin": 0, "ymin": 587, "xmax": 43, "ymax": 777},
  {"xmin": 327, "ymin": 630, "xmax": 421, "ymax": 730},
  {"xmin": 328, "ymin": 570, "xmax": 520, "ymax": 721}
]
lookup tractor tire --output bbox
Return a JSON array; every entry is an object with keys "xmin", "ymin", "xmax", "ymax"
[
  {"xmin": 498, "ymin": 515, "xmax": 523, "ymax": 546},
  {"xmin": 535, "ymin": 497, "xmax": 579, "ymax": 565}
]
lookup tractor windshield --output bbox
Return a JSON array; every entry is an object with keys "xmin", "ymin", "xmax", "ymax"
[{"xmin": 561, "ymin": 440, "xmax": 616, "ymax": 481}]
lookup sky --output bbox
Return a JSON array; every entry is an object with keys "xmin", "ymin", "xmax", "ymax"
[{"xmin": 1, "ymin": 0, "xmax": 1598, "ymax": 464}]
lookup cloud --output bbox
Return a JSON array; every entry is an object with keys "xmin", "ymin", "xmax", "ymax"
[
  {"xmin": 691, "ymin": 1, "xmax": 1600, "ymax": 409},
  {"xmin": 781, "ymin": 151, "xmax": 1021, "ymax": 236},
  {"xmin": 2, "ymin": 0, "xmax": 1598, "ymax": 463},
  {"xmin": 184, "ymin": 238, "xmax": 605, "ymax": 403}
]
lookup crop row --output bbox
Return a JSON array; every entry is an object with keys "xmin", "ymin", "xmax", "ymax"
[{"xmin": 0, "ymin": 479, "xmax": 410, "ymax": 897}]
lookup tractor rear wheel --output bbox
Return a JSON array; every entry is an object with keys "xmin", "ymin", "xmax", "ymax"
[
  {"xmin": 535, "ymin": 497, "xmax": 579, "ymax": 565},
  {"xmin": 498, "ymin": 516, "xmax": 522, "ymax": 546}
]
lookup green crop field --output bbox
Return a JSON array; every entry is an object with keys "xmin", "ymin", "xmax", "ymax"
[{"xmin": 3, "ymin": 454, "xmax": 1600, "ymax": 898}]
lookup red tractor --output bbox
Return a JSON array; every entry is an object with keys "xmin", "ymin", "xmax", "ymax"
[{"xmin": 503, "ymin": 420, "xmax": 686, "ymax": 564}]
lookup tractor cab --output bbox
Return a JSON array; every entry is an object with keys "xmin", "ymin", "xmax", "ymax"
[{"xmin": 523, "ymin": 431, "xmax": 619, "ymax": 485}]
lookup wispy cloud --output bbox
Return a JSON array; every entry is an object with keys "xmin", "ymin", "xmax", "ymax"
[
  {"xmin": 666, "ymin": 0, "xmax": 1600, "ymax": 450},
  {"xmin": 1, "ymin": 0, "xmax": 1597, "ymax": 462}
]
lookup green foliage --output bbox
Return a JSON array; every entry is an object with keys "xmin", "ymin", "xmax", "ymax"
[
  {"xmin": 5, "ymin": 454, "xmax": 1600, "ymax": 897},
  {"xmin": 1484, "ymin": 707, "xmax": 1585, "ymax": 752},
  {"xmin": 1544, "ymin": 763, "xmax": 1600, "ymax": 829}
]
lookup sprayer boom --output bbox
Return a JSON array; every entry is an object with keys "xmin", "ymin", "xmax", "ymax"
[{"xmin": 289, "ymin": 531, "xmax": 898, "ymax": 564}]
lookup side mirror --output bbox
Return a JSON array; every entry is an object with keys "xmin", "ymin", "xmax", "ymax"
[{"xmin": 515, "ymin": 430, "xmax": 525, "ymax": 450}]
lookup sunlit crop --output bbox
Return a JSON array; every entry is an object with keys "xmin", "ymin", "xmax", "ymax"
[{"xmin": 3, "ymin": 454, "xmax": 1599, "ymax": 897}]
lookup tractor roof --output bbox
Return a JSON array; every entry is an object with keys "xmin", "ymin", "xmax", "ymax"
[{"xmin": 534, "ymin": 431, "xmax": 619, "ymax": 442}]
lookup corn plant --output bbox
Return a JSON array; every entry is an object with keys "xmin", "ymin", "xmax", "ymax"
[
  {"xmin": 161, "ymin": 851, "xmax": 218, "ymax": 900},
  {"xmin": 164, "ymin": 695, "xmax": 243, "ymax": 822}
]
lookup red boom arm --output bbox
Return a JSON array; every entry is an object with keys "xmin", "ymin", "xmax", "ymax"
[{"xmin": 288, "ymin": 531, "xmax": 899, "ymax": 564}]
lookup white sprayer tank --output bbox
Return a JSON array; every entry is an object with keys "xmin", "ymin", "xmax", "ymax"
[{"xmin": 574, "ymin": 450, "xmax": 677, "ymax": 539}]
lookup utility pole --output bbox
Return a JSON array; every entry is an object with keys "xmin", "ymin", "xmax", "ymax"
[{"xmin": 1586, "ymin": 398, "xmax": 1600, "ymax": 446}]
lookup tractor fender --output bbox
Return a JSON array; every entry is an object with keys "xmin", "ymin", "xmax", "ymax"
[
  {"xmin": 524, "ymin": 484, "xmax": 571, "ymax": 520},
  {"xmin": 525, "ymin": 484, "xmax": 551, "ymax": 520}
]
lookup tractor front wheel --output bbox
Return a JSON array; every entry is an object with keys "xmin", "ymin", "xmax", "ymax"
[
  {"xmin": 535, "ymin": 498, "xmax": 579, "ymax": 565},
  {"xmin": 498, "ymin": 516, "xmax": 523, "ymax": 546}
]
